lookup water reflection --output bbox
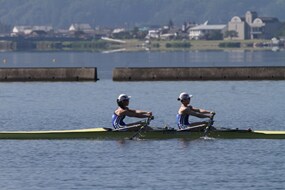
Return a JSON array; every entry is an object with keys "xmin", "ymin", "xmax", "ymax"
[{"xmin": 116, "ymin": 139, "xmax": 127, "ymax": 146}]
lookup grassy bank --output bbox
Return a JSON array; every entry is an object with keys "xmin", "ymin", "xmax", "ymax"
[
  {"xmin": 117, "ymin": 39, "xmax": 273, "ymax": 51},
  {"xmin": 0, "ymin": 39, "xmax": 274, "ymax": 52}
]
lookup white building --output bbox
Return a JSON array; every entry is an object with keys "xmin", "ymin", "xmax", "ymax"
[
  {"xmin": 189, "ymin": 23, "xmax": 226, "ymax": 40},
  {"xmin": 12, "ymin": 26, "xmax": 32, "ymax": 35},
  {"xmin": 11, "ymin": 25, "xmax": 53, "ymax": 36},
  {"xmin": 112, "ymin": 28, "xmax": 126, "ymax": 34},
  {"xmin": 32, "ymin": 26, "xmax": 53, "ymax": 32},
  {"xmin": 69, "ymin": 24, "xmax": 93, "ymax": 33},
  {"xmin": 145, "ymin": 30, "xmax": 160, "ymax": 39}
]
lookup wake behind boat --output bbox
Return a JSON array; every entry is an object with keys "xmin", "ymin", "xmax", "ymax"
[{"xmin": 1, "ymin": 126, "xmax": 285, "ymax": 140}]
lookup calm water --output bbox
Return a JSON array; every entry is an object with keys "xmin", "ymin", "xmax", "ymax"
[
  {"xmin": 1, "ymin": 50, "xmax": 285, "ymax": 79},
  {"xmin": 0, "ymin": 51, "xmax": 285, "ymax": 190}
]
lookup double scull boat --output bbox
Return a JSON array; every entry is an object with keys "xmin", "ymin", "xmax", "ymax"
[{"xmin": 0, "ymin": 126, "xmax": 285, "ymax": 140}]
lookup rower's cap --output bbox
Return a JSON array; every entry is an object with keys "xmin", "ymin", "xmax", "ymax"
[
  {"xmin": 177, "ymin": 92, "xmax": 192, "ymax": 101},
  {"xmin": 117, "ymin": 94, "xmax": 131, "ymax": 102}
]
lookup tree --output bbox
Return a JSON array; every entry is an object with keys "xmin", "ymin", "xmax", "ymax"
[
  {"xmin": 132, "ymin": 26, "xmax": 139, "ymax": 38},
  {"xmin": 168, "ymin": 19, "xmax": 174, "ymax": 29},
  {"xmin": 206, "ymin": 30, "xmax": 223, "ymax": 40},
  {"xmin": 275, "ymin": 22, "xmax": 285, "ymax": 37},
  {"xmin": 0, "ymin": 22, "xmax": 11, "ymax": 33},
  {"xmin": 224, "ymin": 30, "xmax": 238, "ymax": 39}
]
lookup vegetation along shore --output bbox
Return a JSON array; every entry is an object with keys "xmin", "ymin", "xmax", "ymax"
[{"xmin": 0, "ymin": 39, "xmax": 279, "ymax": 52}]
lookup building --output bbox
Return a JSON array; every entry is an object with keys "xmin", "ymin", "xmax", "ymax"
[
  {"xmin": 11, "ymin": 26, "xmax": 32, "ymax": 36},
  {"xmin": 228, "ymin": 11, "xmax": 281, "ymax": 40},
  {"xmin": 145, "ymin": 30, "xmax": 160, "ymax": 39},
  {"xmin": 11, "ymin": 25, "xmax": 53, "ymax": 36},
  {"xmin": 189, "ymin": 22, "xmax": 226, "ymax": 40},
  {"xmin": 69, "ymin": 24, "xmax": 94, "ymax": 33}
]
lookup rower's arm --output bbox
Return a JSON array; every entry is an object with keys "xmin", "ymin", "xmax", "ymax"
[
  {"xmin": 192, "ymin": 107, "xmax": 215, "ymax": 118},
  {"xmin": 189, "ymin": 110, "xmax": 210, "ymax": 118},
  {"xmin": 184, "ymin": 107, "xmax": 213, "ymax": 118},
  {"xmin": 134, "ymin": 110, "xmax": 151, "ymax": 114},
  {"xmin": 125, "ymin": 109, "xmax": 152, "ymax": 118},
  {"xmin": 192, "ymin": 107, "xmax": 212, "ymax": 114}
]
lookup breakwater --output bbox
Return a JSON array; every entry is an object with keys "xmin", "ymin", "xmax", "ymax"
[
  {"xmin": 113, "ymin": 67, "xmax": 285, "ymax": 81},
  {"xmin": 0, "ymin": 68, "xmax": 98, "ymax": 81}
]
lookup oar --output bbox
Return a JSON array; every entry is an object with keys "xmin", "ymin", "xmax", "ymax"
[
  {"xmin": 203, "ymin": 113, "xmax": 215, "ymax": 137},
  {"xmin": 129, "ymin": 116, "xmax": 153, "ymax": 140}
]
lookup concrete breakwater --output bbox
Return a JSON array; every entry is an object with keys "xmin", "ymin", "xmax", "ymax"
[
  {"xmin": 113, "ymin": 67, "xmax": 285, "ymax": 81},
  {"xmin": 0, "ymin": 67, "xmax": 98, "ymax": 81}
]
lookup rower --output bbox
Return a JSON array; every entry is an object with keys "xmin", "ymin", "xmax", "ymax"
[
  {"xmin": 112, "ymin": 94, "xmax": 153, "ymax": 131},
  {"xmin": 176, "ymin": 92, "xmax": 215, "ymax": 131}
]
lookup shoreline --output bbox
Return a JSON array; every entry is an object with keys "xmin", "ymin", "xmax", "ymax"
[
  {"xmin": 118, "ymin": 39, "xmax": 280, "ymax": 51},
  {"xmin": 0, "ymin": 39, "xmax": 282, "ymax": 52}
]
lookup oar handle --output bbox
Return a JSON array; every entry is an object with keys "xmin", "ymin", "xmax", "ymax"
[
  {"xmin": 145, "ymin": 116, "xmax": 154, "ymax": 125},
  {"xmin": 210, "ymin": 112, "xmax": 215, "ymax": 119}
]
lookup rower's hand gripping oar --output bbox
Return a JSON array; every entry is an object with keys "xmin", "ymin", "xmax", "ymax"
[
  {"xmin": 129, "ymin": 116, "xmax": 154, "ymax": 140},
  {"xmin": 204, "ymin": 112, "xmax": 215, "ymax": 136}
]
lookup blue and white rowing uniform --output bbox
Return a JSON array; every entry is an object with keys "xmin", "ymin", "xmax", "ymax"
[
  {"xmin": 112, "ymin": 113, "xmax": 126, "ymax": 129},
  {"xmin": 176, "ymin": 114, "xmax": 190, "ymax": 129}
]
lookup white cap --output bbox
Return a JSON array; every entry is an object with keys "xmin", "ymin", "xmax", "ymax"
[
  {"xmin": 117, "ymin": 94, "xmax": 131, "ymax": 102},
  {"xmin": 178, "ymin": 92, "xmax": 192, "ymax": 101}
]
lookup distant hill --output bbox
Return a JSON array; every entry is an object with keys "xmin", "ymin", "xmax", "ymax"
[{"xmin": 0, "ymin": 0, "xmax": 285, "ymax": 29}]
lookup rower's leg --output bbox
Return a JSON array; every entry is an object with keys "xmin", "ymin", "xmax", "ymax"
[
  {"xmin": 189, "ymin": 121, "xmax": 208, "ymax": 127},
  {"xmin": 179, "ymin": 123, "xmax": 207, "ymax": 132}
]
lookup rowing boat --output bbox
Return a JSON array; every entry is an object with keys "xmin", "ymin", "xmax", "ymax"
[{"xmin": 0, "ymin": 127, "xmax": 285, "ymax": 140}]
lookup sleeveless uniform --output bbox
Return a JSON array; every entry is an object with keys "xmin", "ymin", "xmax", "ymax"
[
  {"xmin": 176, "ymin": 105, "xmax": 192, "ymax": 129},
  {"xmin": 112, "ymin": 113, "xmax": 126, "ymax": 129},
  {"xmin": 176, "ymin": 114, "xmax": 190, "ymax": 129}
]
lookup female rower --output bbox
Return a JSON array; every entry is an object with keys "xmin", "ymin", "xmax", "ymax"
[
  {"xmin": 112, "ymin": 94, "xmax": 153, "ymax": 130},
  {"xmin": 176, "ymin": 92, "xmax": 215, "ymax": 131}
]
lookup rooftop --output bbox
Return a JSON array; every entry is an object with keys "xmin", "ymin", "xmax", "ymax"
[{"xmin": 190, "ymin": 25, "xmax": 227, "ymax": 30}]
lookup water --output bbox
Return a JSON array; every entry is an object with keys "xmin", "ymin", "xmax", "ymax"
[
  {"xmin": 1, "ymin": 80, "xmax": 284, "ymax": 131},
  {"xmin": 0, "ymin": 50, "xmax": 285, "ymax": 190},
  {"xmin": 1, "ymin": 139, "xmax": 284, "ymax": 190},
  {"xmin": 1, "ymin": 50, "xmax": 285, "ymax": 79}
]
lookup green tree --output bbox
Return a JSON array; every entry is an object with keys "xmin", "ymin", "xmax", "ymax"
[
  {"xmin": 112, "ymin": 31, "xmax": 132, "ymax": 39},
  {"xmin": 0, "ymin": 22, "xmax": 11, "ymax": 33},
  {"xmin": 168, "ymin": 19, "xmax": 174, "ymax": 29},
  {"xmin": 132, "ymin": 26, "xmax": 139, "ymax": 38},
  {"xmin": 224, "ymin": 30, "xmax": 238, "ymax": 39},
  {"xmin": 206, "ymin": 31, "xmax": 223, "ymax": 40},
  {"xmin": 275, "ymin": 22, "xmax": 285, "ymax": 37}
]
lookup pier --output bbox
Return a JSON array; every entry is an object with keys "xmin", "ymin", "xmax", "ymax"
[
  {"xmin": 0, "ymin": 67, "xmax": 98, "ymax": 81},
  {"xmin": 113, "ymin": 67, "xmax": 285, "ymax": 81}
]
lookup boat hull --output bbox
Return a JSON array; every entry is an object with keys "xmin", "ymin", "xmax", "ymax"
[{"xmin": 0, "ymin": 128, "xmax": 285, "ymax": 140}]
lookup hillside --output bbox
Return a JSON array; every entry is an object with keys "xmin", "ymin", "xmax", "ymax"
[{"xmin": 0, "ymin": 0, "xmax": 285, "ymax": 29}]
